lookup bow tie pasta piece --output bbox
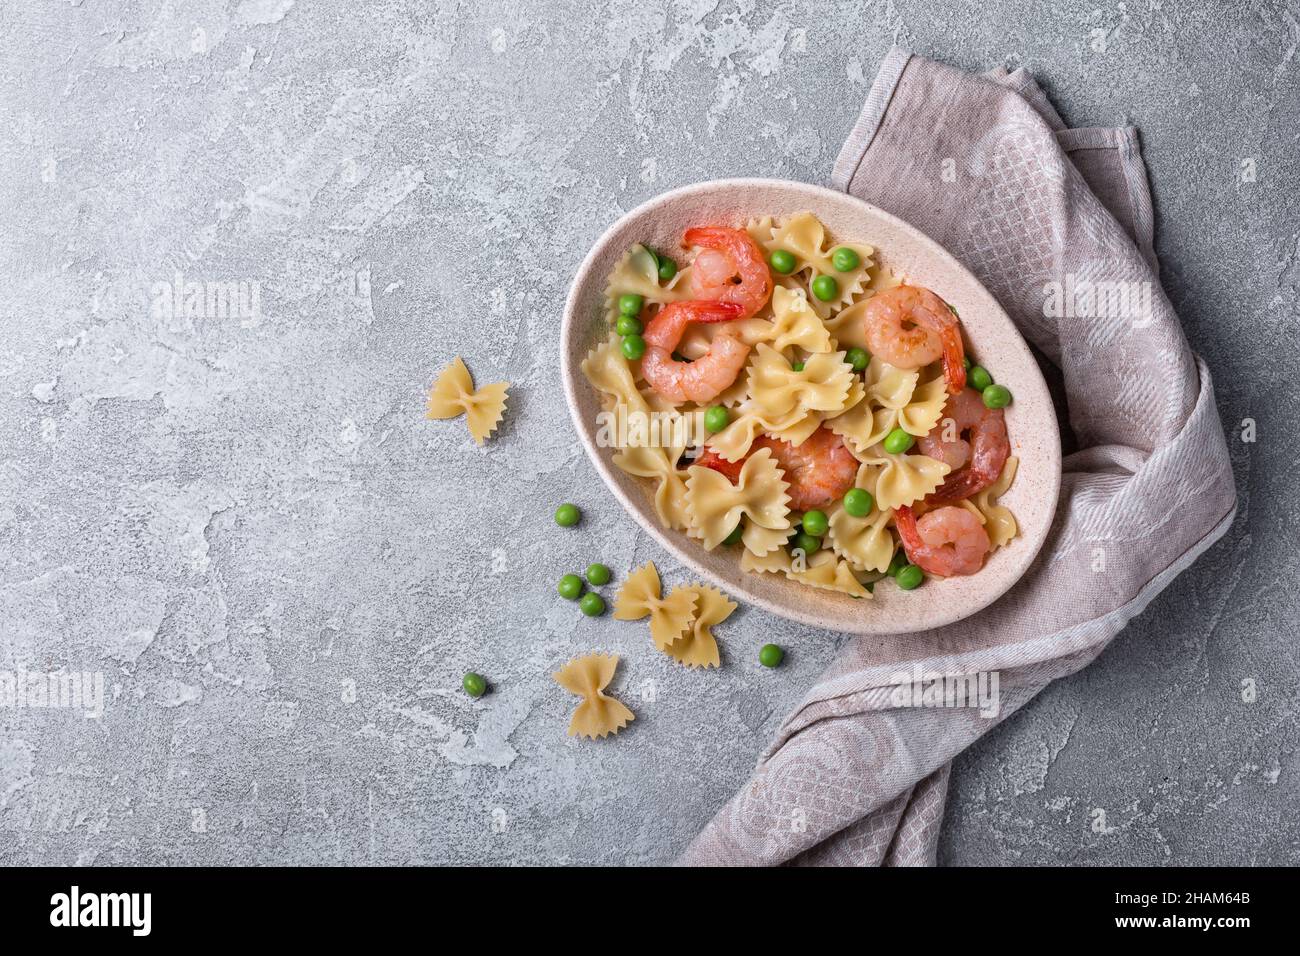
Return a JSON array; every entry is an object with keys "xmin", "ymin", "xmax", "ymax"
[
  {"xmin": 768, "ymin": 378, "xmax": 867, "ymax": 448},
  {"xmin": 863, "ymin": 356, "xmax": 921, "ymax": 410},
  {"xmin": 553, "ymin": 653, "xmax": 635, "ymax": 739},
  {"xmin": 826, "ymin": 462, "xmax": 897, "ymax": 573},
  {"xmin": 764, "ymin": 286, "xmax": 834, "ymax": 354},
  {"xmin": 426, "ymin": 356, "xmax": 510, "ymax": 445},
  {"xmin": 747, "ymin": 213, "xmax": 875, "ymax": 318},
  {"xmin": 662, "ymin": 584, "xmax": 736, "ymax": 669},
  {"xmin": 740, "ymin": 547, "xmax": 871, "ymax": 599},
  {"xmin": 603, "ymin": 243, "xmax": 692, "ymax": 327},
  {"xmin": 747, "ymin": 345, "xmax": 855, "ymax": 420},
  {"xmin": 582, "ymin": 334, "xmax": 650, "ymax": 420},
  {"xmin": 857, "ymin": 445, "xmax": 951, "ymax": 511},
  {"xmin": 614, "ymin": 562, "xmax": 699, "ymax": 650},
  {"xmin": 957, "ymin": 456, "xmax": 1020, "ymax": 550},
  {"xmin": 828, "ymin": 370, "xmax": 947, "ymax": 456},
  {"xmin": 685, "ymin": 447, "xmax": 791, "ymax": 550},
  {"xmin": 613, "ymin": 445, "xmax": 692, "ymax": 531}
]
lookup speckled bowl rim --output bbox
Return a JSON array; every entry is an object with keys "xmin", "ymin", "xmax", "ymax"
[{"xmin": 561, "ymin": 178, "xmax": 1061, "ymax": 635}]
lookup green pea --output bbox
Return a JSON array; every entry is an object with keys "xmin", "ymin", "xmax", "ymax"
[
  {"xmin": 843, "ymin": 488, "xmax": 874, "ymax": 517},
  {"xmin": 759, "ymin": 643, "xmax": 785, "ymax": 668},
  {"xmin": 554, "ymin": 503, "xmax": 580, "ymax": 527},
  {"xmin": 769, "ymin": 249, "xmax": 796, "ymax": 274},
  {"xmin": 811, "ymin": 274, "xmax": 839, "ymax": 302},
  {"xmin": 962, "ymin": 354, "xmax": 972, "ymax": 372},
  {"xmin": 801, "ymin": 509, "xmax": 829, "ymax": 537},
  {"xmin": 969, "ymin": 365, "xmax": 993, "ymax": 391},
  {"xmin": 620, "ymin": 334, "xmax": 646, "ymax": 361},
  {"xmin": 982, "ymin": 384, "xmax": 1012, "ymax": 409},
  {"xmin": 585, "ymin": 563, "xmax": 611, "ymax": 586},
  {"xmin": 846, "ymin": 347, "xmax": 869, "ymax": 372},
  {"xmin": 658, "ymin": 257, "xmax": 677, "ymax": 282},
  {"xmin": 462, "ymin": 672, "xmax": 487, "ymax": 698},
  {"xmin": 618, "ymin": 293, "xmax": 644, "ymax": 317},
  {"xmin": 887, "ymin": 550, "xmax": 910, "ymax": 577},
  {"xmin": 895, "ymin": 564, "xmax": 924, "ymax": 590},
  {"xmin": 791, "ymin": 361, "xmax": 805, "ymax": 372},
  {"xmin": 882, "ymin": 427, "xmax": 914, "ymax": 455},
  {"xmin": 579, "ymin": 592, "xmax": 606, "ymax": 617},
  {"xmin": 831, "ymin": 247, "xmax": 860, "ymax": 272},
  {"xmin": 722, "ymin": 522, "xmax": 745, "ymax": 546},
  {"xmin": 704, "ymin": 405, "xmax": 730, "ymax": 433},
  {"xmin": 792, "ymin": 532, "xmax": 821, "ymax": 554},
  {"xmin": 615, "ymin": 315, "xmax": 643, "ymax": 336},
  {"xmin": 557, "ymin": 573, "xmax": 583, "ymax": 600}
]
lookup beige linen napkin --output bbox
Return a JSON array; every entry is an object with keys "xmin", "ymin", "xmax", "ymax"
[{"xmin": 677, "ymin": 49, "xmax": 1237, "ymax": 866}]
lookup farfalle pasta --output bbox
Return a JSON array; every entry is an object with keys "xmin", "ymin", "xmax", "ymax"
[
  {"xmin": 553, "ymin": 653, "xmax": 635, "ymax": 739},
  {"xmin": 614, "ymin": 562, "xmax": 698, "ymax": 649},
  {"xmin": 426, "ymin": 356, "xmax": 509, "ymax": 445},
  {"xmin": 581, "ymin": 212, "xmax": 1022, "ymax": 592}
]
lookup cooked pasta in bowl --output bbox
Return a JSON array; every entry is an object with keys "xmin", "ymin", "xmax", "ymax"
[{"xmin": 561, "ymin": 179, "xmax": 1060, "ymax": 634}]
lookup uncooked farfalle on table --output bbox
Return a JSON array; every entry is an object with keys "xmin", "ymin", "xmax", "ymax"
[{"xmin": 425, "ymin": 355, "xmax": 509, "ymax": 445}]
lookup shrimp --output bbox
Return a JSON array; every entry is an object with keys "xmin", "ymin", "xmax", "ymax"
[
  {"xmin": 691, "ymin": 445, "xmax": 745, "ymax": 483},
  {"xmin": 640, "ymin": 300, "xmax": 749, "ymax": 403},
  {"xmin": 923, "ymin": 388, "xmax": 1009, "ymax": 504},
  {"xmin": 894, "ymin": 504, "xmax": 990, "ymax": 577},
  {"xmin": 752, "ymin": 425, "xmax": 858, "ymax": 511},
  {"xmin": 685, "ymin": 226, "xmax": 773, "ymax": 319},
  {"xmin": 917, "ymin": 387, "xmax": 991, "ymax": 471},
  {"xmin": 861, "ymin": 284, "xmax": 966, "ymax": 394}
]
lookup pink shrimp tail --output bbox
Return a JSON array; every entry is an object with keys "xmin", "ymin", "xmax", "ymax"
[
  {"xmin": 940, "ymin": 327, "xmax": 967, "ymax": 394},
  {"xmin": 894, "ymin": 505, "xmax": 922, "ymax": 559}
]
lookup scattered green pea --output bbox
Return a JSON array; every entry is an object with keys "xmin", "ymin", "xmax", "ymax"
[
  {"xmin": 801, "ymin": 509, "xmax": 829, "ymax": 537},
  {"xmin": 557, "ymin": 573, "xmax": 583, "ymax": 600},
  {"xmin": 831, "ymin": 247, "xmax": 860, "ymax": 272},
  {"xmin": 620, "ymin": 334, "xmax": 646, "ymax": 361},
  {"xmin": 792, "ymin": 532, "xmax": 821, "ymax": 555},
  {"xmin": 969, "ymin": 365, "xmax": 993, "ymax": 391},
  {"xmin": 704, "ymin": 405, "xmax": 730, "ymax": 433},
  {"xmin": 618, "ymin": 293, "xmax": 644, "ymax": 317},
  {"xmin": 982, "ymin": 384, "xmax": 1012, "ymax": 409},
  {"xmin": 554, "ymin": 503, "xmax": 581, "ymax": 527},
  {"xmin": 759, "ymin": 643, "xmax": 785, "ymax": 668},
  {"xmin": 962, "ymin": 354, "xmax": 972, "ymax": 372},
  {"xmin": 462, "ymin": 672, "xmax": 487, "ymax": 698},
  {"xmin": 882, "ymin": 427, "xmax": 915, "ymax": 455},
  {"xmin": 843, "ymin": 488, "xmax": 874, "ymax": 517},
  {"xmin": 769, "ymin": 249, "xmax": 797, "ymax": 274},
  {"xmin": 657, "ymin": 257, "xmax": 677, "ymax": 282},
  {"xmin": 811, "ymin": 274, "xmax": 839, "ymax": 302},
  {"xmin": 846, "ymin": 347, "xmax": 869, "ymax": 372},
  {"xmin": 895, "ymin": 564, "xmax": 924, "ymax": 590},
  {"xmin": 615, "ymin": 315, "xmax": 643, "ymax": 336},
  {"xmin": 887, "ymin": 550, "xmax": 910, "ymax": 577},
  {"xmin": 586, "ymin": 563, "xmax": 611, "ymax": 586},
  {"xmin": 722, "ymin": 522, "xmax": 745, "ymax": 546},
  {"xmin": 791, "ymin": 361, "xmax": 805, "ymax": 372},
  {"xmin": 579, "ymin": 592, "xmax": 606, "ymax": 617}
]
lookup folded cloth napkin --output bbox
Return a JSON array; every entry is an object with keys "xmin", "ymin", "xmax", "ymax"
[{"xmin": 677, "ymin": 49, "xmax": 1237, "ymax": 866}]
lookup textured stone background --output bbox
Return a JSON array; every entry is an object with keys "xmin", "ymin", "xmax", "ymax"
[{"xmin": 1, "ymin": 0, "xmax": 1296, "ymax": 866}]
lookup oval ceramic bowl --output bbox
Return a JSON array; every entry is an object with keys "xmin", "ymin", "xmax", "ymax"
[{"xmin": 561, "ymin": 178, "xmax": 1060, "ymax": 635}]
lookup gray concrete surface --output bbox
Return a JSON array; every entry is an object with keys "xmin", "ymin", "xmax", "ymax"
[{"xmin": 1, "ymin": 0, "xmax": 1296, "ymax": 866}]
